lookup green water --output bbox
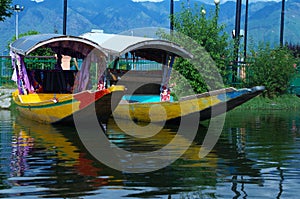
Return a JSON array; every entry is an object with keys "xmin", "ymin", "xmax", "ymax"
[{"xmin": 0, "ymin": 109, "xmax": 299, "ymax": 198}]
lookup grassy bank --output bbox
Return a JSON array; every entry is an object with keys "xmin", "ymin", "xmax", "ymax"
[{"xmin": 235, "ymin": 94, "xmax": 300, "ymax": 110}]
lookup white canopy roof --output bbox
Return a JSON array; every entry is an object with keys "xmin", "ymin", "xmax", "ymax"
[
  {"xmin": 10, "ymin": 34, "xmax": 108, "ymax": 58},
  {"xmin": 80, "ymin": 31, "xmax": 193, "ymax": 63}
]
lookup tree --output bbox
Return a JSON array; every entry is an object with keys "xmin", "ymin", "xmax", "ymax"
[
  {"xmin": 0, "ymin": 0, "xmax": 12, "ymax": 21},
  {"xmin": 160, "ymin": 2, "xmax": 231, "ymax": 97}
]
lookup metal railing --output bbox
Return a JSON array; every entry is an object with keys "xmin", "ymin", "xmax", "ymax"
[
  {"xmin": 224, "ymin": 62, "xmax": 254, "ymax": 87},
  {"xmin": 3, "ymin": 56, "xmax": 300, "ymax": 96},
  {"xmin": 0, "ymin": 56, "xmax": 13, "ymax": 87},
  {"xmin": 24, "ymin": 56, "xmax": 57, "ymax": 70},
  {"xmin": 0, "ymin": 56, "xmax": 262, "ymax": 88},
  {"xmin": 108, "ymin": 59, "xmax": 163, "ymax": 71},
  {"xmin": 0, "ymin": 56, "xmax": 80, "ymax": 86}
]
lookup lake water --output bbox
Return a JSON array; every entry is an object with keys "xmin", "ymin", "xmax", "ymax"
[{"xmin": 0, "ymin": 109, "xmax": 300, "ymax": 198}]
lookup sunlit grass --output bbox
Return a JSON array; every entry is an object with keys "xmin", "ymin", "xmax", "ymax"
[{"xmin": 235, "ymin": 94, "xmax": 300, "ymax": 110}]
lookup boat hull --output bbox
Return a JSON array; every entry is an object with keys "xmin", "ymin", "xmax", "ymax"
[
  {"xmin": 13, "ymin": 85, "xmax": 125, "ymax": 124},
  {"xmin": 113, "ymin": 86, "xmax": 264, "ymax": 123}
]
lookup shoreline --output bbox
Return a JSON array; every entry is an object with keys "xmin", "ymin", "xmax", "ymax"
[
  {"xmin": 234, "ymin": 94, "xmax": 300, "ymax": 110},
  {"xmin": 2, "ymin": 88, "xmax": 300, "ymax": 110}
]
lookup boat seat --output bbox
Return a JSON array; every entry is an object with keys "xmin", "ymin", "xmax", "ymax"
[
  {"xmin": 18, "ymin": 93, "xmax": 70, "ymax": 103},
  {"xmin": 18, "ymin": 93, "xmax": 47, "ymax": 103}
]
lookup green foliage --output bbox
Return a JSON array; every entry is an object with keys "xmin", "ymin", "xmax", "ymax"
[
  {"xmin": 170, "ymin": 58, "xmax": 206, "ymax": 98},
  {"xmin": 0, "ymin": 0, "xmax": 12, "ymax": 21},
  {"xmin": 161, "ymin": 2, "xmax": 231, "ymax": 97},
  {"xmin": 173, "ymin": 3, "xmax": 230, "ymax": 68},
  {"xmin": 157, "ymin": 31, "xmax": 224, "ymax": 98},
  {"xmin": 247, "ymin": 44, "xmax": 297, "ymax": 98}
]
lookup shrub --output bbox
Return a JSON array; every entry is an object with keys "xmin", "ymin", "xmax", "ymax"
[{"xmin": 247, "ymin": 44, "xmax": 297, "ymax": 98}]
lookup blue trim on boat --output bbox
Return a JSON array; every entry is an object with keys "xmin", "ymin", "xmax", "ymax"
[
  {"xmin": 122, "ymin": 95, "xmax": 174, "ymax": 103},
  {"xmin": 217, "ymin": 89, "xmax": 251, "ymax": 101}
]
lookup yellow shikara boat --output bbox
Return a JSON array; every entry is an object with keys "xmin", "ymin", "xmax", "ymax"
[
  {"xmin": 113, "ymin": 86, "xmax": 264, "ymax": 123},
  {"xmin": 11, "ymin": 86, "xmax": 124, "ymax": 124},
  {"xmin": 10, "ymin": 34, "xmax": 125, "ymax": 124},
  {"xmin": 81, "ymin": 31, "xmax": 264, "ymax": 123}
]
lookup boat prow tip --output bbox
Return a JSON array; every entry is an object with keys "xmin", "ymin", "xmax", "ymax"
[{"xmin": 251, "ymin": 86, "xmax": 265, "ymax": 92}]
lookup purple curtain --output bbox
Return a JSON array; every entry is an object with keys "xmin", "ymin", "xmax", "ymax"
[
  {"xmin": 10, "ymin": 52, "xmax": 34, "ymax": 95},
  {"xmin": 73, "ymin": 51, "xmax": 106, "ymax": 93},
  {"xmin": 73, "ymin": 55, "xmax": 91, "ymax": 93}
]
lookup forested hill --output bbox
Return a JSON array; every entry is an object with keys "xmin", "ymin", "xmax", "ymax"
[{"xmin": 1, "ymin": 0, "xmax": 300, "ymax": 53}]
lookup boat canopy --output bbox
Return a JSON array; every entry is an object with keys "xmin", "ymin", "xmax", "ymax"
[
  {"xmin": 10, "ymin": 34, "xmax": 110, "ymax": 94},
  {"xmin": 80, "ymin": 31, "xmax": 194, "ymax": 95},
  {"xmin": 80, "ymin": 31, "xmax": 193, "ymax": 63},
  {"xmin": 10, "ymin": 34, "xmax": 108, "ymax": 58}
]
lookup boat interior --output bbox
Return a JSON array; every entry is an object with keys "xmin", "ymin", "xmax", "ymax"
[{"xmin": 27, "ymin": 69, "xmax": 77, "ymax": 94}]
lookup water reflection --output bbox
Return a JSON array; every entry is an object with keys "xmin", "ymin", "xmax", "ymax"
[
  {"xmin": 1, "ymin": 116, "xmax": 114, "ymax": 198},
  {"xmin": 105, "ymin": 119, "xmax": 220, "ymax": 198},
  {"xmin": 214, "ymin": 110, "xmax": 300, "ymax": 199},
  {"xmin": 0, "ymin": 110, "xmax": 299, "ymax": 198},
  {"xmin": 0, "ymin": 110, "xmax": 14, "ymax": 190}
]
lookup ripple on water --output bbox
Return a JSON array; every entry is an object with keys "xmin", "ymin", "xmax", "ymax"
[{"xmin": 0, "ymin": 110, "xmax": 300, "ymax": 198}]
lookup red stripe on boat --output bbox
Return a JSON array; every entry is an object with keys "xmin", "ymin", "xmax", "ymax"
[{"xmin": 74, "ymin": 89, "xmax": 111, "ymax": 110}]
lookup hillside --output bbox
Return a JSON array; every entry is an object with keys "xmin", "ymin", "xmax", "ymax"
[{"xmin": 1, "ymin": 0, "xmax": 300, "ymax": 53}]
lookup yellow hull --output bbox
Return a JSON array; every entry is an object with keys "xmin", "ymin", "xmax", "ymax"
[
  {"xmin": 113, "ymin": 86, "xmax": 264, "ymax": 123},
  {"xmin": 12, "ymin": 85, "xmax": 125, "ymax": 124},
  {"xmin": 114, "ymin": 95, "xmax": 220, "ymax": 122}
]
